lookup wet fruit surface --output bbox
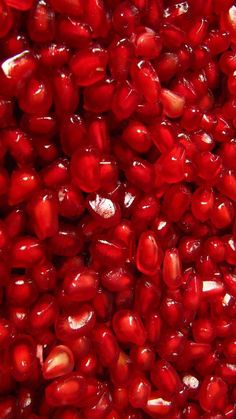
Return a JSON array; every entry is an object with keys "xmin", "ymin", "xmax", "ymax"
[{"xmin": 0, "ymin": 0, "xmax": 236, "ymax": 417}]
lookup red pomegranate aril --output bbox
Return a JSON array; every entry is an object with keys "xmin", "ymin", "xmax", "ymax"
[
  {"xmin": 63, "ymin": 268, "xmax": 98, "ymax": 302},
  {"xmin": 60, "ymin": 114, "xmax": 86, "ymax": 156},
  {"xmin": 49, "ymin": 0, "xmax": 83, "ymax": 16},
  {"xmin": 135, "ymin": 279, "xmax": 161, "ymax": 316},
  {"xmin": 112, "ymin": 80, "xmax": 140, "ymax": 120},
  {"xmin": 199, "ymin": 375, "xmax": 228, "ymax": 413},
  {"xmin": 192, "ymin": 187, "xmax": 214, "ymax": 222},
  {"xmin": 183, "ymin": 273, "xmax": 202, "ymax": 310},
  {"xmin": 126, "ymin": 158, "xmax": 154, "ymax": 192},
  {"xmin": 57, "ymin": 17, "xmax": 91, "ymax": 49},
  {"xmin": 0, "ymin": 1, "xmax": 12, "ymax": 39},
  {"xmin": 0, "ymin": 0, "xmax": 236, "ymax": 415},
  {"xmin": 29, "ymin": 294, "xmax": 57, "ymax": 330},
  {"xmin": 109, "ymin": 38, "xmax": 132, "ymax": 81},
  {"xmin": 110, "ymin": 351, "xmax": 132, "ymax": 386},
  {"xmin": 18, "ymin": 75, "xmax": 52, "ymax": 116},
  {"xmin": 224, "ymin": 273, "xmax": 236, "ymax": 297},
  {"xmin": 156, "ymin": 145, "xmax": 186, "ymax": 184},
  {"xmin": 128, "ymin": 374, "xmax": 151, "ymax": 408},
  {"xmin": 9, "ymin": 306, "xmax": 29, "ymax": 332},
  {"xmin": 84, "ymin": 78, "xmax": 115, "ymax": 114},
  {"xmin": 53, "ymin": 407, "xmax": 82, "ymax": 419},
  {"xmin": 135, "ymin": 28, "xmax": 161, "ymax": 59},
  {"xmin": 130, "ymin": 346, "xmax": 154, "ymax": 374},
  {"xmin": 41, "ymin": 157, "xmax": 69, "ymax": 189},
  {"xmin": 10, "ymin": 336, "xmax": 37, "ymax": 382},
  {"xmin": 52, "ymin": 69, "xmax": 79, "ymax": 115},
  {"xmin": 76, "ymin": 351, "xmax": 98, "ymax": 377},
  {"xmin": 145, "ymin": 391, "xmax": 173, "ymax": 416},
  {"xmin": 109, "ymin": 383, "xmax": 126, "ymax": 409},
  {"xmin": 70, "ymin": 46, "xmax": 108, "ymax": 87},
  {"xmin": 113, "ymin": 309, "xmax": 146, "ymax": 345},
  {"xmin": 11, "ymin": 236, "xmax": 44, "ymax": 268},
  {"xmin": 34, "ymin": 137, "xmax": 59, "ymax": 165},
  {"xmin": 93, "ymin": 288, "xmax": 113, "ymax": 321},
  {"xmin": 131, "ymin": 59, "xmax": 160, "ymax": 103},
  {"xmin": 27, "ymin": 0, "xmax": 55, "ymax": 43},
  {"xmin": 3, "ymin": 128, "xmax": 34, "ymax": 167},
  {"xmin": 58, "ymin": 184, "xmax": 84, "ymax": 219},
  {"xmin": 0, "ymin": 397, "xmax": 16, "ymax": 418},
  {"xmin": 45, "ymin": 373, "xmax": 87, "ymax": 407},
  {"xmin": 101, "ymin": 266, "xmax": 134, "ymax": 293},
  {"xmin": 87, "ymin": 193, "xmax": 121, "ymax": 228},
  {"xmin": 136, "ymin": 230, "xmax": 162, "ymax": 275},
  {"xmin": 113, "ymin": 2, "xmax": 139, "ymax": 36},
  {"xmin": 43, "ymin": 345, "xmax": 74, "ymax": 380},
  {"xmin": 0, "ymin": 50, "xmax": 37, "ymax": 96},
  {"xmin": 6, "ymin": 0, "xmax": 34, "ymax": 10},
  {"xmin": 92, "ymin": 236, "xmax": 127, "ymax": 267},
  {"xmin": 38, "ymin": 42, "xmax": 70, "ymax": 68},
  {"xmin": 163, "ymin": 248, "xmax": 182, "ymax": 289},
  {"xmin": 55, "ymin": 305, "xmax": 96, "ymax": 341},
  {"xmin": 7, "ymin": 275, "xmax": 38, "ymax": 306},
  {"xmin": 27, "ymin": 190, "xmax": 58, "ymax": 240},
  {"xmin": 151, "ymin": 359, "xmax": 181, "ymax": 395},
  {"xmin": 192, "ymin": 318, "xmax": 215, "ymax": 343},
  {"xmin": 92, "ymin": 324, "xmax": 119, "ymax": 366},
  {"xmin": 71, "ymin": 147, "xmax": 101, "ymax": 193},
  {"xmin": 162, "ymin": 184, "xmax": 191, "ymax": 222},
  {"xmin": 122, "ymin": 120, "xmax": 152, "ymax": 153},
  {"xmin": 84, "ymin": 0, "xmax": 110, "ymax": 38},
  {"xmin": 161, "ymin": 88, "xmax": 185, "ymax": 118}
]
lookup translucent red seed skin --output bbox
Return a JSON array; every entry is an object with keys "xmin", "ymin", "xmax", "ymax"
[
  {"xmin": 1, "ymin": 0, "xmax": 236, "ymax": 417},
  {"xmin": 136, "ymin": 230, "xmax": 163, "ymax": 275},
  {"xmin": 55, "ymin": 305, "xmax": 96, "ymax": 341},
  {"xmin": 112, "ymin": 310, "xmax": 146, "ymax": 346}
]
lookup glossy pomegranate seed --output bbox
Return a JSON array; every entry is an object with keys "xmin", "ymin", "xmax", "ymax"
[
  {"xmin": 10, "ymin": 336, "xmax": 37, "ymax": 382},
  {"xmin": 63, "ymin": 268, "xmax": 98, "ymax": 302},
  {"xmin": 112, "ymin": 309, "xmax": 146, "ymax": 345},
  {"xmin": 131, "ymin": 59, "xmax": 160, "ymax": 103},
  {"xmin": 55, "ymin": 305, "xmax": 96, "ymax": 341},
  {"xmin": 0, "ymin": 0, "xmax": 236, "ymax": 416},
  {"xmin": 71, "ymin": 147, "xmax": 101, "ymax": 193},
  {"xmin": 70, "ymin": 46, "xmax": 108, "ymax": 87},
  {"xmin": 151, "ymin": 359, "xmax": 181, "ymax": 395},
  {"xmin": 27, "ymin": 190, "xmax": 58, "ymax": 240},
  {"xmin": 43, "ymin": 345, "xmax": 74, "ymax": 380},
  {"xmin": 199, "ymin": 375, "xmax": 228, "ymax": 413},
  {"xmin": 45, "ymin": 373, "xmax": 87, "ymax": 407}
]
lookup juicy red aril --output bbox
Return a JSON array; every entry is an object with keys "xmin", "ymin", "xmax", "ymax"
[
  {"xmin": 0, "ymin": 0, "xmax": 236, "ymax": 417},
  {"xmin": 43, "ymin": 345, "xmax": 74, "ymax": 380}
]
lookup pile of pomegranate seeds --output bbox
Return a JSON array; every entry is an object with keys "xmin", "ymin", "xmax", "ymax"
[{"xmin": 1, "ymin": 0, "xmax": 236, "ymax": 417}]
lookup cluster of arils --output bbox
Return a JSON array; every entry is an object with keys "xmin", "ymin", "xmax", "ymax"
[{"xmin": 1, "ymin": 0, "xmax": 236, "ymax": 418}]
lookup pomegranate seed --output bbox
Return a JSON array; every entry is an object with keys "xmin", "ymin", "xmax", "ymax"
[
  {"xmin": 92, "ymin": 324, "xmax": 119, "ymax": 366},
  {"xmin": 63, "ymin": 268, "xmax": 98, "ymax": 302},
  {"xmin": 131, "ymin": 59, "xmax": 160, "ymax": 103},
  {"xmin": 112, "ymin": 309, "xmax": 146, "ymax": 345},
  {"xmin": 0, "ymin": 0, "xmax": 236, "ymax": 415},
  {"xmin": 199, "ymin": 375, "xmax": 228, "ymax": 413},
  {"xmin": 129, "ymin": 374, "xmax": 151, "ymax": 408},
  {"xmin": 161, "ymin": 88, "xmax": 185, "ymax": 118},
  {"xmin": 136, "ymin": 230, "xmax": 162, "ymax": 275},
  {"xmin": 70, "ymin": 46, "xmax": 108, "ymax": 87},
  {"xmin": 151, "ymin": 359, "xmax": 182, "ymax": 394},
  {"xmin": 55, "ymin": 305, "xmax": 96, "ymax": 341},
  {"xmin": 45, "ymin": 373, "xmax": 87, "ymax": 407},
  {"xmin": 43, "ymin": 345, "xmax": 74, "ymax": 380}
]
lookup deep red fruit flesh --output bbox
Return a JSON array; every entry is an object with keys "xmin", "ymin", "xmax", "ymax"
[{"xmin": 0, "ymin": 0, "xmax": 236, "ymax": 418}]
